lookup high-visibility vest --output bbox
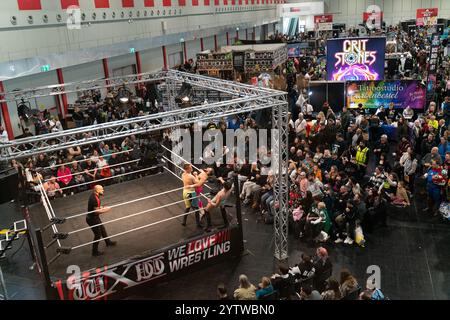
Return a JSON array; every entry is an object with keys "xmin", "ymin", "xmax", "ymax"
[{"xmin": 355, "ymin": 147, "xmax": 369, "ymax": 165}]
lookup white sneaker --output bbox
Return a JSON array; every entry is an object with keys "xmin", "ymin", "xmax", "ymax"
[
  {"xmin": 334, "ymin": 238, "xmax": 343, "ymax": 244},
  {"xmin": 320, "ymin": 231, "xmax": 330, "ymax": 242},
  {"xmin": 344, "ymin": 237, "xmax": 353, "ymax": 245}
]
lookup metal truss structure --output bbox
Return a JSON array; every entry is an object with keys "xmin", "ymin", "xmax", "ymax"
[{"xmin": 0, "ymin": 70, "xmax": 289, "ymax": 261}]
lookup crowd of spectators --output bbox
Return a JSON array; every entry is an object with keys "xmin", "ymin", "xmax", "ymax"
[
  {"xmin": 13, "ymin": 133, "xmax": 160, "ymax": 202},
  {"xmin": 217, "ymin": 247, "xmax": 386, "ymax": 300}
]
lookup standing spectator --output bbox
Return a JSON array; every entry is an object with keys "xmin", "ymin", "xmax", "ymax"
[
  {"xmin": 373, "ymin": 134, "xmax": 390, "ymax": 164},
  {"xmin": 313, "ymin": 247, "xmax": 332, "ymax": 293},
  {"xmin": 0, "ymin": 125, "xmax": 9, "ymax": 143},
  {"xmin": 424, "ymin": 160, "xmax": 444, "ymax": 216},
  {"xmin": 442, "ymin": 96, "xmax": 450, "ymax": 126},
  {"xmin": 72, "ymin": 106, "xmax": 85, "ymax": 128}
]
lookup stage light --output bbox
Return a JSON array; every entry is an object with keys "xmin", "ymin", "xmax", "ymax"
[
  {"xmin": 116, "ymin": 85, "xmax": 132, "ymax": 104},
  {"xmin": 308, "ymin": 91, "xmax": 313, "ymax": 96},
  {"xmin": 119, "ymin": 96, "xmax": 129, "ymax": 103},
  {"xmin": 175, "ymin": 82, "xmax": 193, "ymax": 104}
]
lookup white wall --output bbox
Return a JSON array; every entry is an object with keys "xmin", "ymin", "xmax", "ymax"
[
  {"xmin": 279, "ymin": 2, "xmax": 325, "ymax": 31},
  {"xmin": 62, "ymin": 60, "xmax": 105, "ymax": 105},
  {"xmin": 166, "ymin": 43, "xmax": 184, "ymax": 67},
  {"xmin": 186, "ymin": 39, "xmax": 201, "ymax": 60},
  {"xmin": 217, "ymin": 33, "xmax": 228, "ymax": 47},
  {"xmin": 203, "ymin": 36, "xmax": 216, "ymax": 51},
  {"xmin": 108, "ymin": 53, "xmax": 136, "ymax": 76},
  {"xmin": 0, "ymin": 0, "xmax": 279, "ymax": 65},
  {"xmin": 140, "ymin": 47, "xmax": 164, "ymax": 73},
  {"xmin": 254, "ymin": 26, "xmax": 261, "ymax": 39}
]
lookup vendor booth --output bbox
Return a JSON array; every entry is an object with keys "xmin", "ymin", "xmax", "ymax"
[{"xmin": 196, "ymin": 44, "xmax": 288, "ymax": 84}]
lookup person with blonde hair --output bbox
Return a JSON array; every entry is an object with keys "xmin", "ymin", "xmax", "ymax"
[
  {"xmin": 306, "ymin": 202, "xmax": 331, "ymax": 243},
  {"xmin": 233, "ymin": 274, "xmax": 256, "ymax": 300}
]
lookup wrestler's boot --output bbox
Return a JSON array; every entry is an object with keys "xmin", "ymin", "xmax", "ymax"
[
  {"xmin": 181, "ymin": 208, "xmax": 190, "ymax": 226},
  {"xmin": 220, "ymin": 207, "xmax": 230, "ymax": 228},
  {"xmin": 194, "ymin": 208, "xmax": 203, "ymax": 228},
  {"xmin": 204, "ymin": 210, "xmax": 212, "ymax": 232}
]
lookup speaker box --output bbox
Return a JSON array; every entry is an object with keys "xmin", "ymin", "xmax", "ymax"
[{"xmin": 0, "ymin": 169, "xmax": 18, "ymax": 204}]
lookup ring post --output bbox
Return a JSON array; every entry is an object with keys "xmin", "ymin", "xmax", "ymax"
[
  {"xmin": 21, "ymin": 206, "xmax": 37, "ymax": 263},
  {"xmin": 35, "ymin": 228, "xmax": 54, "ymax": 298},
  {"xmin": 233, "ymin": 174, "xmax": 244, "ymax": 255}
]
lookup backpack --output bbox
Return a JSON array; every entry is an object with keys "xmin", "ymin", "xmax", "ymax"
[{"xmin": 371, "ymin": 289, "xmax": 387, "ymax": 300}]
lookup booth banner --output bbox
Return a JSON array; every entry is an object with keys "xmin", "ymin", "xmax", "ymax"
[
  {"xmin": 287, "ymin": 44, "xmax": 300, "ymax": 58},
  {"xmin": 317, "ymin": 22, "xmax": 333, "ymax": 31},
  {"xmin": 426, "ymin": 33, "xmax": 441, "ymax": 102},
  {"xmin": 346, "ymin": 80, "xmax": 426, "ymax": 109},
  {"xmin": 54, "ymin": 228, "xmax": 239, "ymax": 300},
  {"xmin": 314, "ymin": 15, "xmax": 333, "ymax": 31},
  {"xmin": 326, "ymin": 37, "xmax": 386, "ymax": 81},
  {"xmin": 287, "ymin": 42, "xmax": 309, "ymax": 57},
  {"xmin": 416, "ymin": 8, "xmax": 438, "ymax": 26}
]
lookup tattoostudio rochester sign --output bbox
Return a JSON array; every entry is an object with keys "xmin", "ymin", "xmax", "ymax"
[{"xmin": 54, "ymin": 228, "xmax": 238, "ymax": 300}]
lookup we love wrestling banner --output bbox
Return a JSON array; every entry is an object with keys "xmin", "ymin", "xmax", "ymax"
[{"xmin": 54, "ymin": 227, "xmax": 241, "ymax": 300}]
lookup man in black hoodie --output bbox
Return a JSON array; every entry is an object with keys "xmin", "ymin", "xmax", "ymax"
[
  {"xmin": 334, "ymin": 200, "xmax": 357, "ymax": 245},
  {"xmin": 331, "ymin": 133, "xmax": 348, "ymax": 158},
  {"xmin": 421, "ymin": 133, "xmax": 436, "ymax": 157},
  {"xmin": 340, "ymin": 107, "xmax": 351, "ymax": 130}
]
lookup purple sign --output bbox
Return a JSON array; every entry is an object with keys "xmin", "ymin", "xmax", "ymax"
[{"xmin": 346, "ymin": 80, "xmax": 426, "ymax": 109}]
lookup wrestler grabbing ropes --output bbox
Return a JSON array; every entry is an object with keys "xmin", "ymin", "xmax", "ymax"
[{"xmin": 181, "ymin": 163, "xmax": 205, "ymax": 228}]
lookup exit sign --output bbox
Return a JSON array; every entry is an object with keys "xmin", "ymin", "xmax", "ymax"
[
  {"xmin": 40, "ymin": 65, "xmax": 50, "ymax": 72},
  {"xmin": 129, "ymin": 48, "xmax": 136, "ymax": 53}
]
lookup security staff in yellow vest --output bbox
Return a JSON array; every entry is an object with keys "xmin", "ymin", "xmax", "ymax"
[{"xmin": 355, "ymin": 140, "xmax": 369, "ymax": 167}]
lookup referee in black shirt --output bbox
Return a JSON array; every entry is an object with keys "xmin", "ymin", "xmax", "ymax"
[{"xmin": 87, "ymin": 185, "xmax": 116, "ymax": 256}]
